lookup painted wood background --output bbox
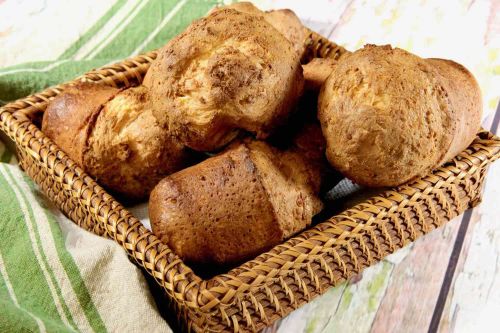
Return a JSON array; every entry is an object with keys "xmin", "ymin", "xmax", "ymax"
[{"xmin": 252, "ymin": 0, "xmax": 500, "ymax": 332}]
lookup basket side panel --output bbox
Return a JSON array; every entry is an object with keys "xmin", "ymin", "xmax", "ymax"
[
  {"xmin": 199, "ymin": 166, "xmax": 486, "ymax": 332},
  {"xmin": 17, "ymin": 147, "xmax": 107, "ymax": 236}
]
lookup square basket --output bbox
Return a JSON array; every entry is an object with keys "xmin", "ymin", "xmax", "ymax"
[{"xmin": 1, "ymin": 31, "xmax": 499, "ymax": 332}]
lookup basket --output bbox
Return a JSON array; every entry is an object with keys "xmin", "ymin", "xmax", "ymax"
[{"xmin": 1, "ymin": 30, "xmax": 499, "ymax": 332}]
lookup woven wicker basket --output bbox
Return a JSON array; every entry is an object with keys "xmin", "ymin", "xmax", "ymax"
[{"xmin": 1, "ymin": 31, "xmax": 499, "ymax": 332}]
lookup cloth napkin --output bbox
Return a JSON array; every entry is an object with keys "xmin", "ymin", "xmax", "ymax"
[{"xmin": 0, "ymin": 1, "xmax": 224, "ymax": 331}]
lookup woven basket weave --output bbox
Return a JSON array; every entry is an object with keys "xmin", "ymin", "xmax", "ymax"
[{"xmin": 1, "ymin": 31, "xmax": 499, "ymax": 332}]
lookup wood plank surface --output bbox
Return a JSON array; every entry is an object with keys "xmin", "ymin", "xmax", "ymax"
[{"xmin": 437, "ymin": 163, "xmax": 500, "ymax": 333}]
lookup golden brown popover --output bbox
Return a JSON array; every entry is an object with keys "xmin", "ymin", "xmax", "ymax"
[
  {"xmin": 149, "ymin": 139, "xmax": 323, "ymax": 266},
  {"xmin": 42, "ymin": 84, "xmax": 194, "ymax": 201},
  {"xmin": 143, "ymin": 8, "xmax": 304, "ymax": 151},
  {"xmin": 318, "ymin": 45, "xmax": 482, "ymax": 187}
]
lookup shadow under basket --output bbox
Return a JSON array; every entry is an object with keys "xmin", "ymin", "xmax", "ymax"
[{"xmin": 1, "ymin": 31, "xmax": 499, "ymax": 332}]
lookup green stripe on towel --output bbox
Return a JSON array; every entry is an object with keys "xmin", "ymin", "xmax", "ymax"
[
  {"xmin": 0, "ymin": 169, "xmax": 73, "ymax": 332},
  {"xmin": 20, "ymin": 173, "xmax": 107, "ymax": 333}
]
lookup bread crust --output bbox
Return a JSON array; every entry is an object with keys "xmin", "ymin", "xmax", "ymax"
[
  {"xmin": 42, "ymin": 84, "xmax": 194, "ymax": 201},
  {"xmin": 42, "ymin": 83, "xmax": 120, "ymax": 167},
  {"xmin": 425, "ymin": 58, "xmax": 482, "ymax": 164},
  {"xmin": 318, "ymin": 45, "xmax": 481, "ymax": 187},
  {"xmin": 149, "ymin": 142, "xmax": 281, "ymax": 265},
  {"xmin": 262, "ymin": 8, "xmax": 307, "ymax": 58},
  {"xmin": 210, "ymin": 2, "xmax": 307, "ymax": 58},
  {"xmin": 149, "ymin": 140, "xmax": 323, "ymax": 265},
  {"xmin": 143, "ymin": 8, "xmax": 304, "ymax": 151},
  {"xmin": 303, "ymin": 58, "xmax": 337, "ymax": 90},
  {"xmin": 86, "ymin": 86, "xmax": 193, "ymax": 200}
]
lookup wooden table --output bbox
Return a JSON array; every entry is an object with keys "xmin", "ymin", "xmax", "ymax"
[{"xmin": 255, "ymin": 0, "xmax": 500, "ymax": 332}]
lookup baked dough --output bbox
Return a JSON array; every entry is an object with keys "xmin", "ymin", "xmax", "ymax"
[
  {"xmin": 318, "ymin": 45, "xmax": 482, "ymax": 187},
  {"xmin": 143, "ymin": 8, "xmax": 304, "ymax": 151},
  {"xmin": 211, "ymin": 2, "xmax": 307, "ymax": 58},
  {"xmin": 149, "ymin": 139, "xmax": 323, "ymax": 265},
  {"xmin": 303, "ymin": 58, "xmax": 337, "ymax": 90},
  {"xmin": 42, "ymin": 83, "xmax": 194, "ymax": 201}
]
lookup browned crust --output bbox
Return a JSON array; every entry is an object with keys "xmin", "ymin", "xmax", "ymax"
[
  {"xmin": 426, "ymin": 58, "xmax": 482, "ymax": 165},
  {"xmin": 43, "ymin": 84, "xmax": 196, "ymax": 201},
  {"xmin": 86, "ymin": 86, "xmax": 195, "ymax": 201},
  {"xmin": 149, "ymin": 139, "xmax": 324, "ymax": 266},
  {"xmin": 41, "ymin": 83, "xmax": 120, "ymax": 167},
  {"xmin": 303, "ymin": 58, "xmax": 337, "ymax": 90},
  {"xmin": 263, "ymin": 8, "xmax": 307, "ymax": 58},
  {"xmin": 143, "ymin": 8, "xmax": 303, "ymax": 151},
  {"xmin": 210, "ymin": 2, "xmax": 307, "ymax": 58},
  {"xmin": 149, "ymin": 142, "xmax": 282, "ymax": 265},
  {"xmin": 318, "ymin": 44, "xmax": 481, "ymax": 187},
  {"xmin": 289, "ymin": 122, "xmax": 331, "ymax": 192}
]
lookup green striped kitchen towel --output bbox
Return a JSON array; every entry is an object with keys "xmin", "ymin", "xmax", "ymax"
[{"xmin": 0, "ymin": 1, "xmax": 224, "ymax": 331}]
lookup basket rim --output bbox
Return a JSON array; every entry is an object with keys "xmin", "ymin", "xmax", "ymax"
[{"xmin": 1, "ymin": 29, "xmax": 500, "ymax": 330}]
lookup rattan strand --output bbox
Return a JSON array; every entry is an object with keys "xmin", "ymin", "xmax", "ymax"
[{"xmin": 0, "ymin": 30, "xmax": 499, "ymax": 332}]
